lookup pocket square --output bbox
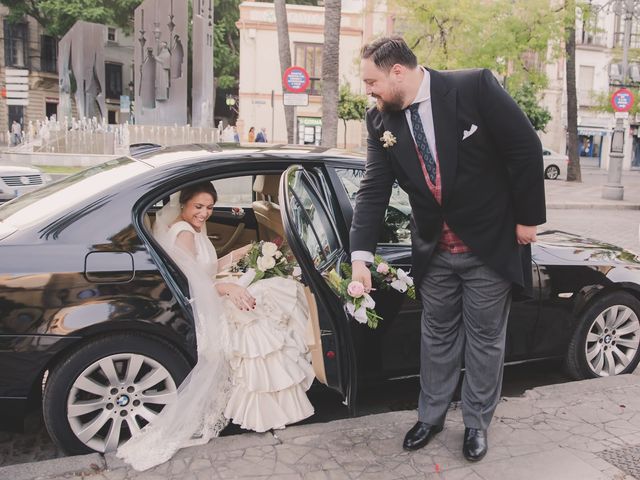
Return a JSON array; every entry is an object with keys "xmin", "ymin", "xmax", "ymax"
[{"xmin": 462, "ymin": 124, "xmax": 478, "ymax": 140}]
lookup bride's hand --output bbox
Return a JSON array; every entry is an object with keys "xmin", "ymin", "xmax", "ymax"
[{"xmin": 224, "ymin": 284, "xmax": 256, "ymax": 311}]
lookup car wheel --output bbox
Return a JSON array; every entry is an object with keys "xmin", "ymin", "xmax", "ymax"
[
  {"xmin": 545, "ymin": 165, "xmax": 560, "ymax": 180},
  {"xmin": 43, "ymin": 333, "xmax": 191, "ymax": 454},
  {"xmin": 565, "ymin": 291, "xmax": 640, "ymax": 380}
]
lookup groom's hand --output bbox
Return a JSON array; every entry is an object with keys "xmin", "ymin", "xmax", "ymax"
[
  {"xmin": 352, "ymin": 260, "xmax": 372, "ymax": 293},
  {"xmin": 516, "ymin": 224, "xmax": 537, "ymax": 245}
]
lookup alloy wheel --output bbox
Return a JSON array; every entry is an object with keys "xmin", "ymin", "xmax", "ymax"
[
  {"xmin": 545, "ymin": 165, "xmax": 560, "ymax": 180},
  {"xmin": 585, "ymin": 304, "xmax": 640, "ymax": 377},
  {"xmin": 66, "ymin": 353, "xmax": 178, "ymax": 452}
]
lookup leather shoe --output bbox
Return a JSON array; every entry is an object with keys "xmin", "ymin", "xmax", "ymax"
[
  {"xmin": 463, "ymin": 427, "xmax": 487, "ymax": 462},
  {"xmin": 402, "ymin": 422, "xmax": 443, "ymax": 451}
]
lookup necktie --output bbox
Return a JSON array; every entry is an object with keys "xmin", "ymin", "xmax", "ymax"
[{"xmin": 408, "ymin": 103, "xmax": 437, "ymax": 184}]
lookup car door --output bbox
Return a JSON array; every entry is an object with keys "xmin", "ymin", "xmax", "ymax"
[{"xmin": 279, "ymin": 165, "xmax": 358, "ymax": 413}]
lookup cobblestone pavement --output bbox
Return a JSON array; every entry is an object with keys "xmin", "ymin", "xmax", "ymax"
[{"xmin": 4, "ymin": 375, "xmax": 639, "ymax": 480}]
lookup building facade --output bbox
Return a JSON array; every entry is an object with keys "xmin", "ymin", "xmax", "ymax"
[
  {"xmin": 236, "ymin": 0, "xmax": 392, "ymax": 148},
  {"xmin": 540, "ymin": 0, "xmax": 640, "ymax": 171},
  {"xmin": 0, "ymin": 7, "xmax": 134, "ymax": 145}
]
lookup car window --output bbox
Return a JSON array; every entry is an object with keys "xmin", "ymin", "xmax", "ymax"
[
  {"xmin": 334, "ymin": 168, "xmax": 411, "ymax": 245},
  {"xmin": 0, "ymin": 157, "xmax": 150, "ymax": 227},
  {"xmin": 543, "ymin": 149, "xmax": 550, "ymax": 156},
  {"xmin": 287, "ymin": 170, "xmax": 340, "ymax": 268},
  {"xmin": 213, "ymin": 176, "xmax": 253, "ymax": 207}
]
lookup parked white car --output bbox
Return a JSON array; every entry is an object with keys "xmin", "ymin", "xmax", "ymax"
[
  {"xmin": 0, "ymin": 165, "xmax": 51, "ymax": 203},
  {"xmin": 542, "ymin": 147, "xmax": 568, "ymax": 180}
]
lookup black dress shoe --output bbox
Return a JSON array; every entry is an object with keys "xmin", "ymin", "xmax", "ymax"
[
  {"xmin": 402, "ymin": 422, "xmax": 444, "ymax": 451},
  {"xmin": 463, "ymin": 427, "xmax": 488, "ymax": 461}
]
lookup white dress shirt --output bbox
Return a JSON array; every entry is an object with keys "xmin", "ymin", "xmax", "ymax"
[{"xmin": 352, "ymin": 67, "xmax": 438, "ymax": 264}]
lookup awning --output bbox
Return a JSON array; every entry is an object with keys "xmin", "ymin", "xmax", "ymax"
[{"xmin": 578, "ymin": 127, "xmax": 610, "ymax": 136}]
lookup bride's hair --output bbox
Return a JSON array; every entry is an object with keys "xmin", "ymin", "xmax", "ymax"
[{"xmin": 179, "ymin": 182, "xmax": 218, "ymax": 205}]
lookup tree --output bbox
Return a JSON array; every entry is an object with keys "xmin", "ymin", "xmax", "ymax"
[
  {"xmin": 0, "ymin": 0, "xmax": 141, "ymax": 37},
  {"xmin": 274, "ymin": 0, "xmax": 295, "ymax": 143},
  {"xmin": 213, "ymin": 0, "xmax": 241, "ymax": 90},
  {"xmin": 320, "ymin": 0, "xmax": 341, "ymax": 148},
  {"xmin": 565, "ymin": 0, "xmax": 581, "ymax": 182},
  {"xmin": 337, "ymin": 84, "xmax": 367, "ymax": 148},
  {"xmin": 510, "ymin": 84, "xmax": 552, "ymax": 132}
]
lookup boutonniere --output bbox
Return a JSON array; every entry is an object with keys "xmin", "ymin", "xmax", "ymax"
[{"xmin": 380, "ymin": 131, "xmax": 397, "ymax": 148}]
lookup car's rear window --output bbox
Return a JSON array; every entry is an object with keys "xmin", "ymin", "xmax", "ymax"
[{"xmin": 0, "ymin": 157, "xmax": 151, "ymax": 228}]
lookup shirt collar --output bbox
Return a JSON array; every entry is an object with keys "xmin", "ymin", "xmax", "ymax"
[{"xmin": 409, "ymin": 66, "xmax": 430, "ymax": 106}]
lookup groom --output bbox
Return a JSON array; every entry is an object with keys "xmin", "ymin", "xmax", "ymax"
[{"xmin": 350, "ymin": 37, "xmax": 546, "ymax": 461}]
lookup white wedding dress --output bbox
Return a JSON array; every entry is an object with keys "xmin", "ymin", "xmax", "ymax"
[{"xmin": 116, "ymin": 202, "xmax": 314, "ymax": 471}]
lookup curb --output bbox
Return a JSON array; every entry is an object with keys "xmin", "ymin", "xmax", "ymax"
[
  {"xmin": 0, "ymin": 453, "xmax": 105, "ymax": 480},
  {"xmin": 547, "ymin": 202, "xmax": 640, "ymax": 210}
]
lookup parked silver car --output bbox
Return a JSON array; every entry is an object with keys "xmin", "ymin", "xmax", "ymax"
[
  {"xmin": 0, "ymin": 165, "xmax": 50, "ymax": 202},
  {"xmin": 542, "ymin": 147, "xmax": 568, "ymax": 180}
]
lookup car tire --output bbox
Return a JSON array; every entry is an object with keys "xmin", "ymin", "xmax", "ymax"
[
  {"xmin": 544, "ymin": 165, "xmax": 560, "ymax": 180},
  {"xmin": 43, "ymin": 333, "xmax": 191, "ymax": 455},
  {"xmin": 565, "ymin": 291, "xmax": 640, "ymax": 380}
]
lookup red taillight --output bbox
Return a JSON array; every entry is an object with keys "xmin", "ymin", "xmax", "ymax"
[{"xmin": 565, "ymin": 157, "xmax": 569, "ymax": 164}]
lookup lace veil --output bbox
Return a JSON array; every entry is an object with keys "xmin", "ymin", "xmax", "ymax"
[{"xmin": 116, "ymin": 195, "xmax": 231, "ymax": 471}]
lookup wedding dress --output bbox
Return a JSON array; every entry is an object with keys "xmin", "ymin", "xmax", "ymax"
[{"xmin": 116, "ymin": 196, "xmax": 314, "ymax": 471}]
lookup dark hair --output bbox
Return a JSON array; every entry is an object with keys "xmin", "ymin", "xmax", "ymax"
[
  {"xmin": 179, "ymin": 182, "xmax": 218, "ymax": 205},
  {"xmin": 361, "ymin": 36, "xmax": 418, "ymax": 72},
  {"xmin": 249, "ymin": 126, "xmax": 255, "ymax": 132}
]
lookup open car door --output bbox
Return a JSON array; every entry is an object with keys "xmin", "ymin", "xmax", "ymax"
[{"xmin": 280, "ymin": 165, "xmax": 358, "ymax": 414}]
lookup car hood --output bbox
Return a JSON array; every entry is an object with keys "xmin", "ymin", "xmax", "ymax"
[
  {"xmin": 535, "ymin": 230, "xmax": 640, "ymax": 266},
  {"xmin": 0, "ymin": 165, "xmax": 42, "ymax": 175}
]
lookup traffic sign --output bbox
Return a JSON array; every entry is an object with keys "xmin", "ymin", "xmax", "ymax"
[
  {"xmin": 283, "ymin": 93, "xmax": 309, "ymax": 106},
  {"xmin": 611, "ymin": 88, "xmax": 634, "ymax": 112},
  {"xmin": 283, "ymin": 66, "xmax": 310, "ymax": 94}
]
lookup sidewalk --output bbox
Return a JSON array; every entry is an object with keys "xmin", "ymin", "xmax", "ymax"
[
  {"xmin": 2, "ymin": 374, "xmax": 639, "ymax": 480},
  {"xmin": 546, "ymin": 169, "xmax": 640, "ymax": 210}
]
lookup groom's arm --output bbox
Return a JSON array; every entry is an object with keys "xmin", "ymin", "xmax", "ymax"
[
  {"xmin": 477, "ymin": 69, "xmax": 546, "ymax": 228},
  {"xmin": 350, "ymin": 109, "xmax": 396, "ymax": 258}
]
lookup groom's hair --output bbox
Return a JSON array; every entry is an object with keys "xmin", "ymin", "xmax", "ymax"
[
  {"xmin": 179, "ymin": 182, "xmax": 218, "ymax": 205},
  {"xmin": 361, "ymin": 36, "xmax": 418, "ymax": 72}
]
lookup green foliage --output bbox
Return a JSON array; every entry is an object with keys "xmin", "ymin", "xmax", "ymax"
[
  {"xmin": 510, "ymin": 84, "xmax": 552, "ymax": 132},
  {"xmin": 392, "ymin": 0, "xmax": 564, "ymax": 91},
  {"xmin": 338, "ymin": 84, "xmax": 368, "ymax": 122},
  {"xmin": 214, "ymin": 0, "xmax": 241, "ymax": 89},
  {"xmin": 0, "ymin": 0, "xmax": 141, "ymax": 37}
]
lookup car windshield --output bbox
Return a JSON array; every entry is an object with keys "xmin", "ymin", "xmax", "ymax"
[{"xmin": 0, "ymin": 157, "xmax": 151, "ymax": 228}]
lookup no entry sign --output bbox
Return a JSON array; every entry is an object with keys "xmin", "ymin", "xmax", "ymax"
[
  {"xmin": 283, "ymin": 66, "xmax": 310, "ymax": 94},
  {"xmin": 611, "ymin": 88, "xmax": 635, "ymax": 112}
]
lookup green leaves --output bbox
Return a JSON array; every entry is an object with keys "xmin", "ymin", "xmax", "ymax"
[
  {"xmin": 338, "ymin": 84, "xmax": 368, "ymax": 122},
  {"xmin": 511, "ymin": 84, "xmax": 552, "ymax": 132}
]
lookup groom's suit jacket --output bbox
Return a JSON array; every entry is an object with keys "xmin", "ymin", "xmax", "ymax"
[{"xmin": 350, "ymin": 68, "xmax": 546, "ymax": 296}]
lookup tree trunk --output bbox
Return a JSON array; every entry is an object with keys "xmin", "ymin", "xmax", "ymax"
[
  {"xmin": 565, "ymin": 0, "xmax": 581, "ymax": 182},
  {"xmin": 274, "ymin": 0, "xmax": 294, "ymax": 143},
  {"xmin": 343, "ymin": 119, "xmax": 348, "ymax": 148},
  {"xmin": 320, "ymin": 0, "xmax": 341, "ymax": 148}
]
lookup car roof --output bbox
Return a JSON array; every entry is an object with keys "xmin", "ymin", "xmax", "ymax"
[{"xmin": 132, "ymin": 143, "xmax": 365, "ymax": 167}]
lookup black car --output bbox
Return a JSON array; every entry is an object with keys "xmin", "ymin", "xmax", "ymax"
[{"xmin": 1, "ymin": 144, "xmax": 639, "ymax": 454}]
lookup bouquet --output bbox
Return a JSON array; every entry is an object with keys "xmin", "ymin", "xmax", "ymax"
[
  {"xmin": 324, "ymin": 257, "xmax": 415, "ymax": 330},
  {"xmin": 235, "ymin": 240, "xmax": 296, "ymax": 285}
]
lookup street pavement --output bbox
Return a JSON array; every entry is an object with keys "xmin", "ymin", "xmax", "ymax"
[{"xmin": 1, "ymin": 169, "xmax": 640, "ymax": 478}]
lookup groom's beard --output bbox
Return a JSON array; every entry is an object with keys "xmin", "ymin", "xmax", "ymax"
[{"xmin": 374, "ymin": 89, "xmax": 406, "ymax": 112}]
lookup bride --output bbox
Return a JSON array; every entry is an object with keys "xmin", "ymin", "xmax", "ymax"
[{"xmin": 117, "ymin": 182, "xmax": 315, "ymax": 471}]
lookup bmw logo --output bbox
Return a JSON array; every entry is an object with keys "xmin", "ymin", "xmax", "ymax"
[
  {"xmin": 20, "ymin": 176, "xmax": 30, "ymax": 185},
  {"xmin": 116, "ymin": 395, "xmax": 130, "ymax": 407}
]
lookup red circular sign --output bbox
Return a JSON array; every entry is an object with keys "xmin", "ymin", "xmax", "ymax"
[
  {"xmin": 283, "ymin": 66, "xmax": 310, "ymax": 93},
  {"xmin": 611, "ymin": 88, "xmax": 635, "ymax": 112}
]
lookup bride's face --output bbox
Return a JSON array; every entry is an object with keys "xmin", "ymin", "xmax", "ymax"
[{"xmin": 181, "ymin": 192, "xmax": 215, "ymax": 232}]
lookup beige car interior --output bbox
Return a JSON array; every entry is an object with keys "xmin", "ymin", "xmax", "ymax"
[{"xmin": 252, "ymin": 174, "xmax": 285, "ymax": 242}]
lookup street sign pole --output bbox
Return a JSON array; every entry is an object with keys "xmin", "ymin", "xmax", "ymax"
[
  {"xmin": 605, "ymin": 87, "xmax": 634, "ymax": 200},
  {"xmin": 283, "ymin": 66, "xmax": 310, "ymax": 145}
]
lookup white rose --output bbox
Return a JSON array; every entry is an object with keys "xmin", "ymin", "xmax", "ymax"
[
  {"xmin": 275, "ymin": 250, "xmax": 283, "ymax": 259},
  {"xmin": 257, "ymin": 255, "xmax": 276, "ymax": 271},
  {"xmin": 261, "ymin": 242, "xmax": 278, "ymax": 257}
]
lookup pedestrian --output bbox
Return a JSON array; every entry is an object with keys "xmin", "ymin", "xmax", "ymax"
[
  {"xmin": 255, "ymin": 127, "xmax": 267, "ymax": 143},
  {"xmin": 233, "ymin": 126, "xmax": 240, "ymax": 143},
  {"xmin": 10, "ymin": 120, "xmax": 22, "ymax": 146},
  {"xmin": 349, "ymin": 36, "xmax": 545, "ymax": 462},
  {"xmin": 248, "ymin": 126, "xmax": 256, "ymax": 142}
]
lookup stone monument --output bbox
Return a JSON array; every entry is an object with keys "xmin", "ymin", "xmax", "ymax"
[{"xmin": 192, "ymin": 0, "xmax": 215, "ymax": 128}]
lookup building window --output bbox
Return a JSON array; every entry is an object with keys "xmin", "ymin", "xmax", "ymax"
[
  {"xmin": 107, "ymin": 27, "xmax": 117, "ymax": 42},
  {"xmin": 615, "ymin": 13, "xmax": 640, "ymax": 49},
  {"xmin": 3, "ymin": 20, "xmax": 28, "ymax": 68},
  {"xmin": 294, "ymin": 43, "xmax": 322, "ymax": 95},
  {"xmin": 105, "ymin": 63, "xmax": 123, "ymax": 100},
  {"xmin": 578, "ymin": 9, "xmax": 605, "ymax": 46},
  {"xmin": 41, "ymin": 35, "xmax": 58, "ymax": 73}
]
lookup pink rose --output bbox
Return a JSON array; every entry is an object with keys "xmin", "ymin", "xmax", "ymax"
[
  {"xmin": 376, "ymin": 263, "xmax": 389, "ymax": 275},
  {"xmin": 347, "ymin": 281, "xmax": 365, "ymax": 299}
]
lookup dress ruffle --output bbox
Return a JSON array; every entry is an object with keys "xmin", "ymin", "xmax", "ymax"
[{"xmin": 224, "ymin": 277, "xmax": 315, "ymax": 432}]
